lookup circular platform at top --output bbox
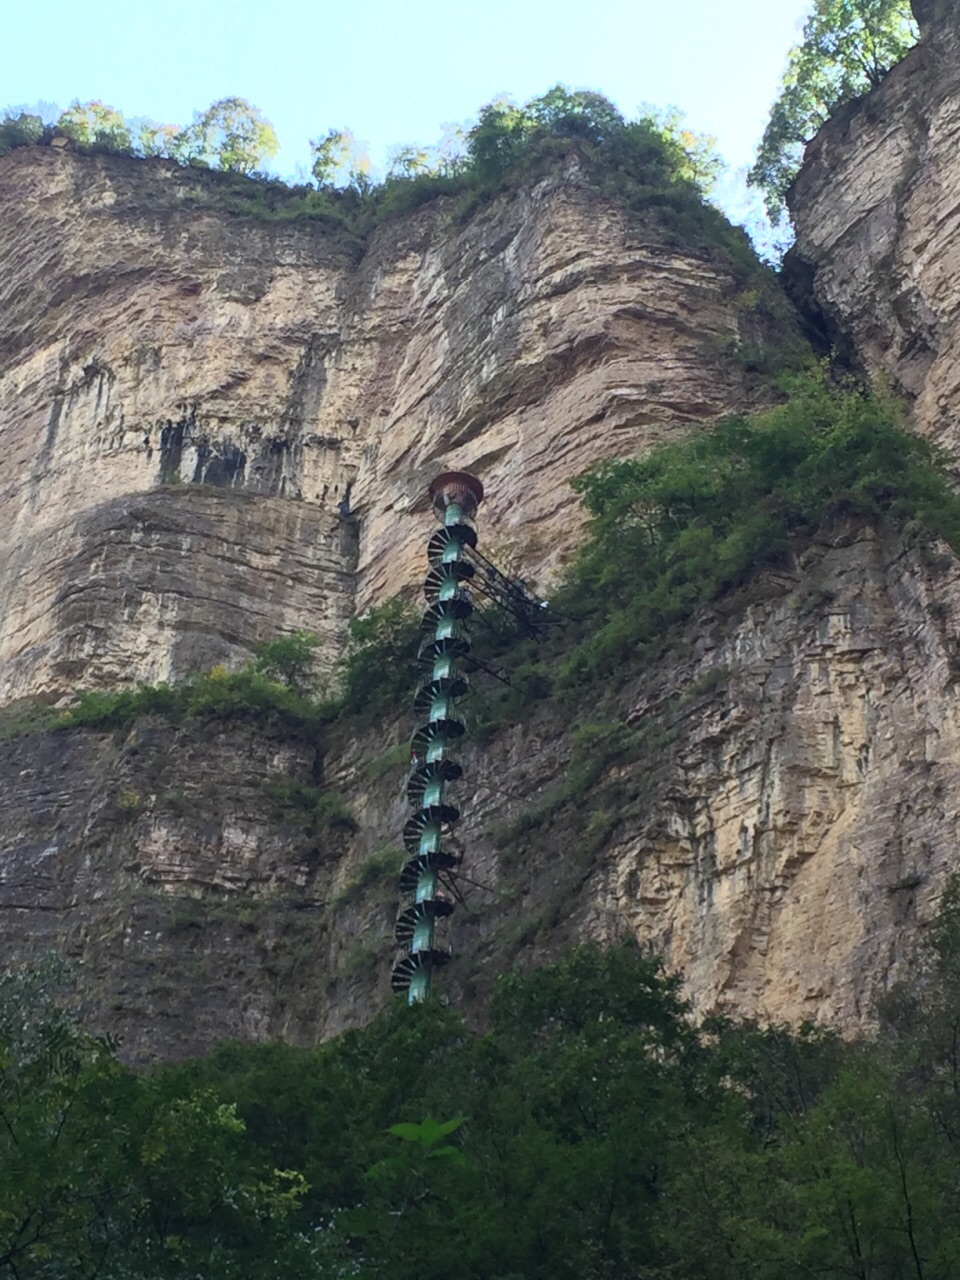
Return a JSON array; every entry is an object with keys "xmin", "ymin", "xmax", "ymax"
[{"xmin": 429, "ymin": 471, "xmax": 484, "ymax": 519}]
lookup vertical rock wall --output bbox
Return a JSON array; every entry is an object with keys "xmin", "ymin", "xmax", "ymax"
[
  {"xmin": 0, "ymin": 153, "xmax": 360, "ymax": 699},
  {"xmin": 0, "ymin": 147, "xmax": 785, "ymax": 704},
  {"xmin": 787, "ymin": 6, "xmax": 960, "ymax": 460}
]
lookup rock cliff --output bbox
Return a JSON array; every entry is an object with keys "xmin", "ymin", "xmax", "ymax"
[
  {"xmin": 787, "ymin": 0, "xmax": 960, "ymax": 459},
  {"xmin": 3, "ymin": 2, "xmax": 960, "ymax": 1061},
  {"xmin": 4, "ymin": 523, "xmax": 960, "ymax": 1061},
  {"xmin": 0, "ymin": 147, "xmax": 775, "ymax": 704}
]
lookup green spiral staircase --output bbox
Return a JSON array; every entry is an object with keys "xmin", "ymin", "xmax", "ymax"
[{"xmin": 390, "ymin": 472, "xmax": 484, "ymax": 1004}]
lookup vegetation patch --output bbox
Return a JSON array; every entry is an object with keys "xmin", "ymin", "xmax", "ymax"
[
  {"xmin": 750, "ymin": 0, "xmax": 918, "ymax": 224},
  {"xmin": 264, "ymin": 780, "xmax": 357, "ymax": 836},
  {"xmin": 335, "ymin": 597, "xmax": 420, "ymax": 719},
  {"xmin": 478, "ymin": 368, "xmax": 960, "ymax": 710},
  {"xmin": 2, "ymin": 86, "xmax": 784, "ymax": 292},
  {"xmin": 60, "ymin": 664, "xmax": 327, "ymax": 739},
  {"xmin": 10, "ymin": 884, "xmax": 960, "ymax": 1278},
  {"xmin": 0, "ymin": 695, "xmax": 63, "ymax": 741},
  {"xmin": 332, "ymin": 844, "xmax": 401, "ymax": 905}
]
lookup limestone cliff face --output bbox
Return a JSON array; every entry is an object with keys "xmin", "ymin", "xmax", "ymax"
[
  {"xmin": 0, "ymin": 153, "xmax": 358, "ymax": 700},
  {"xmin": 0, "ymin": 147, "xmax": 776, "ymax": 704},
  {"xmin": 4, "ymin": 525, "xmax": 960, "ymax": 1060},
  {"xmin": 585, "ymin": 530, "xmax": 960, "ymax": 1026},
  {"xmin": 787, "ymin": 4, "xmax": 960, "ymax": 458},
  {"xmin": 5, "ymin": 39, "xmax": 960, "ymax": 1062}
]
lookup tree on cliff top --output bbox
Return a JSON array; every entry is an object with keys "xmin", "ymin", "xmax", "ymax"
[
  {"xmin": 56, "ymin": 99, "xmax": 133, "ymax": 152},
  {"xmin": 176, "ymin": 96, "xmax": 279, "ymax": 174},
  {"xmin": 749, "ymin": 0, "xmax": 918, "ymax": 223},
  {"xmin": 0, "ymin": 109, "xmax": 51, "ymax": 156},
  {"xmin": 462, "ymin": 87, "xmax": 721, "ymax": 195}
]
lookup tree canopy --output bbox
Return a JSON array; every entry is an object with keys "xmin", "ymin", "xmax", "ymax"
[
  {"xmin": 749, "ymin": 0, "xmax": 918, "ymax": 222},
  {"xmin": 0, "ymin": 96, "xmax": 279, "ymax": 176},
  {"xmin": 55, "ymin": 100, "xmax": 133, "ymax": 152},
  {"xmin": 0, "ymin": 110, "xmax": 46, "ymax": 155},
  {"xmin": 10, "ymin": 884, "xmax": 960, "ymax": 1277},
  {"xmin": 174, "ymin": 97, "xmax": 279, "ymax": 174},
  {"xmin": 456, "ymin": 87, "xmax": 721, "ymax": 194},
  {"xmin": 0, "ymin": 961, "xmax": 304, "ymax": 1278}
]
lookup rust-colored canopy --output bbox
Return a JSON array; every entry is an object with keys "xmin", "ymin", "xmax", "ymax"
[{"xmin": 429, "ymin": 471, "xmax": 484, "ymax": 518}]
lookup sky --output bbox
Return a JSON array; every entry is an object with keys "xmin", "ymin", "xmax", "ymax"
[{"xmin": 0, "ymin": 0, "xmax": 812, "ymax": 216}]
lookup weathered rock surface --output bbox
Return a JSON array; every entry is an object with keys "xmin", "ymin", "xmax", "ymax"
[
  {"xmin": 0, "ymin": 717, "xmax": 386, "ymax": 1061},
  {"xmin": 3, "ymin": 526, "xmax": 960, "ymax": 1059},
  {"xmin": 384, "ymin": 526, "xmax": 960, "ymax": 1033},
  {"xmin": 788, "ymin": 6, "xmax": 960, "ymax": 459},
  {"xmin": 5, "ymin": 9, "xmax": 960, "ymax": 1059},
  {"xmin": 0, "ymin": 147, "xmax": 779, "ymax": 704}
]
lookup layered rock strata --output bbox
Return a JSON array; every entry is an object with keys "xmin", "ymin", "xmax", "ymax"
[
  {"xmin": 6, "ymin": 21, "xmax": 960, "ymax": 1060},
  {"xmin": 4, "ymin": 526, "xmax": 960, "ymax": 1059},
  {"xmin": 1, "ymin": 146, "xmax": 781, "ymax": 703},
  {"xmin": 788, "ymin": 3, "xmax": 960, "ymax": 459}
]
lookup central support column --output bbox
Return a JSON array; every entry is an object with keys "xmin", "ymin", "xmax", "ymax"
[{"xmin": 390, "ymin": 472, "xmax": 484, "ymax": 1004}]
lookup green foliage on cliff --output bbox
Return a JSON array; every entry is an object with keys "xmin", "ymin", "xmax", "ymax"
[
  {"xmin": 336, "ymin": 597, "xmax": 420, "ymax": 717},
  {"xmin": 329, "ymin": 86, "xmax": 745, "ymax": 259},
  {"xmin": 62, "ymin": 665, "xmax": 326, "ymax": 738},
  {"xmin": 444, "ymin": 85, "xmax": 719, "ymax": 196},
  {"xmin": 61, "ymin": 637, "xmax": 330, "ymax": 738},
  {"xmin": 253, "ymin": 630, "xmax": 323, "ymax": 698},
  {"xmin": 301, "ymin": 87, "xmax": 723, "ymax": 238},
  {"xmin": 51, "ymin": 369, "xmax": 960, "ymax": 755},
  {"xmin": 0, "ymin": 96, "xmax": 278, "ymax": 174},
  {"xmin": 57, "ymin": 601, "xmax": 419, "ymax": 737},
  {"xmin": 174, "ymin": 97, "xmax": 279, "ymax": 174},
  {"xmin": 549, "ymin": 368, "xmax": 960, "ymax": 687},
  {"xmin": 10, "ymin": 879, "xmax": 960, "ymax": 1277},
  {"xmin": 56, "ymin": 371, "xmax": 960, "ymax": 749},
  {"xmin": 749, "ymin": 0, "xmax": 919, "ymax": 222},
  {"xmin": 0, "ymin": 86, "xmax": 757, "ymax": 270},
  {"xmin": 453, "ymin": 369, "xmax": 960, "ymax": 751},
  {"xmin": 55, "ymin": 100, "xmax": 134, "ymax": 152},
  {"xmin": 264, "ymin": 778, "xmax": 358, "ymax": 835},
  {"xmin": 160, "ymin": 86, "xmax": 742, "ymax": 260},
  {"xmin": 0, "ymin": 110, "xmax": 46, "ymax": 153}
]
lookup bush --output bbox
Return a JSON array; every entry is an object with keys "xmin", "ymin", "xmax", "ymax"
[
  {"xmin": 56, "ymin": 602, "xmax": 418, "ymax": 739},
  {"xmin": 550, "ymin": 368, "xmax": 960, "ymax": 685},
  {"xmin": 61, "ymin": 664, "xmax": 329, "ymax": 738},
  {"xmin": 336, "ymin": 597, "xmax": 420, "ymax": 718},
  {"xmin": 254, "ymin": 630, "xmax": 322, "ymax": 697},
  {"xmin": 0, "ymin": 111, "xmax": 48, "ymax": 155}
]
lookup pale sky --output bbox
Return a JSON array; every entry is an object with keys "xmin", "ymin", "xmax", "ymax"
[{"xmin": 1, "ymin": 0, "xmax": 812, "ymax": 227}]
